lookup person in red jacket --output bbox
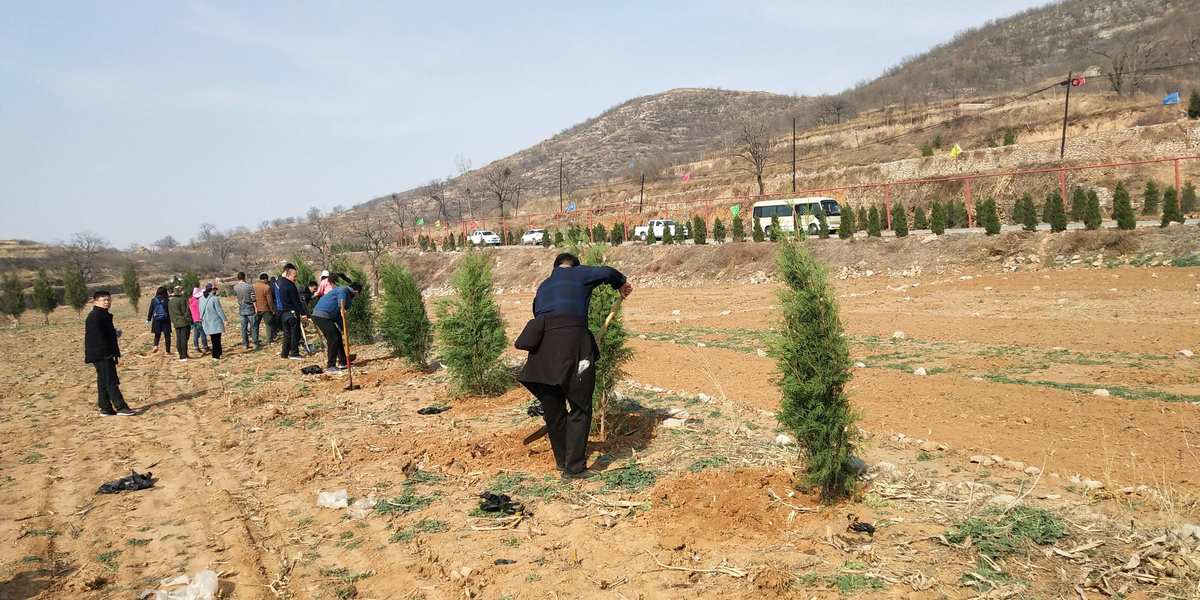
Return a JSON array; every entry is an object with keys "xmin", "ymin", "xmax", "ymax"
[{"xmin": 84, "ymin": 290, "xmax": 138, "ymax": 416}]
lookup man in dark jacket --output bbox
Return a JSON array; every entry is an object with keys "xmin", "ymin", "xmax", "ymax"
[
  {"xmin": 167, "ymin": 285, "xmax": 192, "ymax": 361},
  {"xmin": 276, "ymin": 263, "xmax": 309, "ymax": 360},
  {"xmin": 84, "ymin": 290, "xmax": 137, "ymax": 416},
  {"xmin": 519, "ymin": 253, "xmax": 631, "ymax": 478}
]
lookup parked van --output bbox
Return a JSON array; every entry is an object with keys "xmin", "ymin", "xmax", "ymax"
[{"xmin": 751, "ymin": 197, "xmax": 842, "ymax": 237}]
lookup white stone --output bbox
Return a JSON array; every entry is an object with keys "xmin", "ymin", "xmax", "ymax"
[
  {"xmin": 854, "ymin": 361, "xmax": 866, "ymax": 368},
  {"xmin": 969, "ymin": 455, "xmax": 994, "ymax": 466},
  {"xmin": 1083, "ymin": 479, "xmax": 1104, "ymax": 490},
  {"xmin": 1002, "ymin": 460, "xmax": 1026, "ymax": 471},
  {"xmin": 1024, "ymin": 466, "xmax": 1042, "ymax": 476},
  {"xmin": 892, "ymin": 330, "xmax": 906, "ymax": 340},
  {"xmin": 1179, "ymin": 349, "xmax": 1194, "ymax": 358},
  {"xmin": 695, "ymin": 393, "xmax": 711, "ymax": 402},
  {"xmin": 990, "ymin": 455, "xmax": 1003, "ymax": 463},
  {"xmin": 670, "ymin": 309, "xmax": 681, "ymax": 316},
  {"xmin": 662, "ymin": 418, "xmax": 687, "ymax": 428},
  {"xmin": 873, "ymin": 461, "xmax": 897, "ymax": 474},
  {"xmin": 1092, "ymin": 388, "xmax": 1110, "ymax": 397},
  {"xmin": 696, "ymin": 342, "xmax": 707, "ymax": 348},
  {"xmin": 988, "ymin": 494, "xmax": 1018, "ymax": 506},
  {"xmin": 719, "ymin": 310, "xmax": 732, "ymax": 316},
  {"xmin": 959, "ymin": 275, "xmax": 974, "ymax": 281},
  {"xmin": 774, "ymin": 433, "xmax": 795, "ymax": 446},
  {"xmin": 666, "ymin": 407, "xmax": 690, "ymax": 418},
  {"xmin": 912, "ymin": 367, "xmax": 928, "ymax": 376},
  {"xmin": 755, "ymin": 348, "xmax": 767, "ymax": 358}
]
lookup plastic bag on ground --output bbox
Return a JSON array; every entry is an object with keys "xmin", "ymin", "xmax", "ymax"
[
  {"xmin": 317, "ymin": 489, "xmax": 348, "ymax": 508},
  {"xmin": 347, "ymin": 494, "xmax": 377, "ymax": 519},
  {"xmin": 139, "ymin": 569, "xmax": 218, "ymax": 600}
]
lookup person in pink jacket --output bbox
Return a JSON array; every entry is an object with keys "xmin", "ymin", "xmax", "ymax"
[{"xmin": 188, "ymin": 287, "xmax": 210, "ymax": 354}]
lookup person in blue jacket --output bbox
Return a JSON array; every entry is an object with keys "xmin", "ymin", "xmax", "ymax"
[
  {"xmin": 311, "ymin": 281, "xmax": 362, "ymax": 373},
  {"xmin": 146, "ymin": 286, "xmax": 173, "ymax": 355}
]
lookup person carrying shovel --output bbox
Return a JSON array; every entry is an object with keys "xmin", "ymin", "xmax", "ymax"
[
  {"xmin": 311, "ymin": 279, "xmax": 362, "ymax": 374},
  {"xmin": 517, "ymin": 252, "xmax": 632, "ymax": 479}
]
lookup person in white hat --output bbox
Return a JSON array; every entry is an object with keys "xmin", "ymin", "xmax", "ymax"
[{"xmin": 315, "ymin": 270, "xmax": 334, "ymax": 299}]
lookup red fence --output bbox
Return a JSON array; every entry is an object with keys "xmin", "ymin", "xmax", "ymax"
[{"xmin": 408, "ymin": 155, "xmax": 1199, "ymax": 243}]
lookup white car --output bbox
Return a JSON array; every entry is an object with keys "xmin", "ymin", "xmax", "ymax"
[
  {"xmin": 521, "ymin": 228, "xmax": 546, "ymax": 245},
  {"xmin": 633, "ymin": 219, "xmax": 688, "ymax": 242},
  {"xmin": 468, "ymin": 229, "xmax": 502, "ymax": 246}
]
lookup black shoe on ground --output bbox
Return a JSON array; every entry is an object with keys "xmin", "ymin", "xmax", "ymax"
[
  {"xmin": 560, "ymin": 469, "xmax": 592, "ymax": 480},
  {"xmin": 99, "ymin": 410, "xmax": 117, "ymax": 417}
]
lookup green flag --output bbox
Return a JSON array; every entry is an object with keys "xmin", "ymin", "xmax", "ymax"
[
  {"xmin": 730, "ymin": 204, "xmax": 741, "ymax": 217},
  {"xmin": 415, "ymin": 217, "xmax": 425, "ymax": 226}
]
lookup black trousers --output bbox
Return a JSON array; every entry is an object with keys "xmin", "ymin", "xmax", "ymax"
[
  {"xmin": 174, "ymin": 326, "xmax": 190, "ymax": 358},
  {"xmin": 209, "ymin": 333, "xmax": 223, "ymax": 359},
  {"xmin": 526, "ymin": 380, "xmax": 594, "ymax": 474},
  {"xmin": 312, "ymin": 316, "xmax": 346, "ymax": 368},
  {"xmin": 152, "ymin": 320, "xmax": 172, "ymax": 351},
  {"xmin": 94, "ymin": 358, "xmax": 130, "ymax": 413},
  {"xmin": 280, "ymin": 312, "xmax": 301, "ymax": 358}
]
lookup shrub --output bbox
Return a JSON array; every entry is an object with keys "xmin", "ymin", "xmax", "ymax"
[
  {"xmin": 610, "ymin": 223, "xmax": 625, "ymax": 245},
  {"xmin": 0, "ymin": 274, "xmax": 25, "ymax": 324},
  {"xmin": 1112, "ymin": 183, "xmax": 1136, "ymax": 230},
  {"xmin": 1070, "ymin": 187, "xmax": 1087, "ymax": 222},
  {"xmin": 435, "ymin": 253, "xmax": 510, "ymax": 395},
  {"xmin": 920, "ymin": 144, "xmax": 934, "ymax": 157},
  {"xmin": 1002, "ymin": 128, "xmax": 1017, "ymax": 145},
  {"xmin": 930, "ymin": 202, "xmax": 946, "ymax": 235},
  {"xmin": 731, "ymin": 214, "xmax": 746, "ymax": 242},
  {"xmin": 379, "ymin": 262, "xmax": 432, "ymax": 368},
  {"xmin": 180, "ymin": 271, "xmax": 200, "ymax": 294},
  {"xmin": 1018, "ymin": 195, "xmax": 1039, "ymax": 232},
  {"xmin": 866, "ymin": 206, "xmax": 882, "ymax": 237},
  {"xmin": 838, "ymin": 205, "xmax": 856, "ymax": 239},
  {"xmin": 1181, "ymin": 182, "xmax": 1197, "ymax": 213},
  {"xmin": 1142, "ymin": 180, "xmax": 1160, "ymax": 214},
  {"xmin": 1083, "ymin": 190, "xmax": 1102, "ymax": 230},
  {"xmin": 752, "ymin": 216, "xmax": 765, "ymax": 242},
  {"xmin": 691, "ymin": 215, "xmax": 707, "ymax": 245},
  {"xmin": 32, "ymin": 270, "xmax": 57, "ymax": 324},
  {"xmin": 772, "ymin": 241, "xmax": 859, "ymax": 502},
  {"xmin": 1189, "ymin": 90, "xmax": 1200, "ymax": 119},
  {"xmin": 553, "ymin": 230, "xmax": 564, "ymax": 247},
  {"xmin": 1161, "ymin": 186, "xmax": 1183, "ymax": 226},
  {"xmin": 662, "ymin": 223, "xmax": 674, "ymax": 244},
  {"xmin": 981, "ymin": 199, "xmax": 1001, "ymax": 235},
  {"xmin": 769, "ymin": 215, "xmax": 781, "ymax": 241},
  {"xmin": 592, "ymin": 223, "xmax": 607, "ymax": 244},
  {"xmin": 121, "ymin": 262, "xmax": 141, "ymax": 313},
  {"xmin": 673, "ymin": 221, "xmax": 686, "ymax": 243},
  {"xmin": 712, "ymin": 218, "xmax": 726, "ymax": 243},
  {"xmin": 892, "ymin": 203, "xmax": 909, "ymax": 237},
  {"xmin": 583, "ymin": 246, "xmax": 632, "ymax": 438},
  {"xmin": 63, "ymin": 267, "xmax": 88, "ymax": 313},
  {"xmin": 1044, "ymin": 193, "xmax": 1067, "ymax": 233},
  {"xmin": 912, "ymin": 205, "xmax": 928, "ymax": 230}
]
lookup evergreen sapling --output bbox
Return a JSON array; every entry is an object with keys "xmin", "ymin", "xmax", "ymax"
[
  {"xmin": 731, "ymin": 214, "xmax": 745, "ymax": 242},
  {"xmin": 122, "ymin": 262, "xmax": 141, "ymax": 313},
  {"xmin": 1019, "ymin": 195, "xmax": 1039, "ymax": 232},
  {"xmin": 691, "ymin": 215, "xmax": 707, "ymax": 245},
  {"xmin": 1142, "ymin": 180, "xmax": 1160, "ymax": 215},
  {"xmin": 838, "ymin": 205, "xmax": 856, "ymax": 239},
  {"xmin": 435, "ymin": 253, "xmax": 510, "ymax": 395},
  {"xmin": 912, "ymin": 205, "xmax": 928, "ymax": 230},
  {"xmin": 930, "ymin": 202, "xmax": 946, "ymax": 235},
  {"xmin": 712, "ymin": 217, "xmax": 726, "ymax": 243},
  {"xmin": 1112, "ymin": 183, "xmax": 1136, "ymax": 230},
  {"xmin": 583, "ymin": 246, "xmax": 632, "ymax": 439},
  {"xmin": 380, "ymin": 262, "xmax": 433, "ymax": 368},
  {"xmin": 32, "ymin": 270, "xmax": 58, "ymax": 324},
  {"xmin": 1181, "ymin": 182, "xmax": 1197, "ymax": 214},
  {"xmin": 769, "ymin": 214, "xmax": 782, "ymax": 241},
  {"xmin": 1070, "ymin": 187, "xmax": 1087, "ymax": 222},
  {"xmin": 1161, "ymin": 186, "xmax": 1182, "ymax": 226},
  {"xmin": 981, "ymin": 199, "xmax": 1002, "ymax": 235},
  {"xmin": 892, "ymin": 202, "xmax": 909, "ymax": 238},
  {"xmin": 752, "ymin": 215, "xmax": 765, "ymax": 242},
  {"xmin": 63, "ymin": 267, "xmax": 88, "ymax": 313},
  {"xmin": 866, "ymin": 206, "xmax": 882, "ymax": 237},
  {"xmin": 0, "ymin": 274, "xmax": 25, "ymax": 324},
  {"xmin": 330, "ymin": 256, "xmax": 373, "ymax": 343},
  {"xmin": 1083, "ymin": 190, "xmax": 1102, "ymax": 230}
]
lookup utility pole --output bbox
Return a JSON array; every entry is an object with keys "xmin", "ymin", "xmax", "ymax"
[
  {"xmin": 1059, "ymin": 71, "xmax": 1072, "ymax": 160},
  {"xmin": 558, "ymin": 158, "xmax": 564, "ymax": 213},
  {"xmin": 791, "ymin": 117, "xmax": 797, "ymax": 194},
  {"xmin": 639, "ymin": 173, "xmax": 645, "ymax": 214}
]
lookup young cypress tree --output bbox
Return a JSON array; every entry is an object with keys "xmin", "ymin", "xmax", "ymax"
[
  {"xmin": 1161, "ymin": 186, "xmax": 1182, "ymax": 226},
  {"xmin": 541, "ymin": 229, "xmax": 553, "ymax": 248},
  {"xmin": 435, "ymin": 253, "xmax": 509, "ymax": 395},
  {"xmin": 32, "ymin": 270, "xmax": 57, "ymax": 324},
  {"xmin": 1042, "ymin": 192, "xmax": 1057, "ymax": 225},
  {"xmin": 752, "ymin": 215, "xmax": 765, "ymax": 242},
  {"xmin": 662, "ymin": 223, "xmax": 675, "ymax": 244},
  {"xmin": 121, "ymin": 261, "xmax": 141, "ymax": 313},
  {"xmin": 593, "ymin": 223, "xmax": 608, "ymax": 244},
  {"xmin": 866, "ymin": 206, "xmax": 882, "ymax": 237},
  {"xmin": 981, "ymin": 199, "xmax": 1002, "ymax": 235},
  {"xmin": 63, "ymin": 267, "xmax": 88, "ymax": 313},
  {"xmin": 1142, "ymin": 180, "xmax": 1160, "ymax": 215},
  {"xmin": 610, "ymin": 223, "xmax": 625, "ymax": 245},
  {"xmin": 446, "ymin": 234, "xmax": 457, "ymax": 251},
  {"xmin": 930, "ymin": 202, "xmax": 945, "ymax": 234},
  {"xmin": 1112, "ymin": 182, "xmax": 1136, "ymax": 230},
  {"xmin": 1020, "ymin": 195, "xmax": 1039, "ymax": 231},
  {"xmin": 1181, "ymin": 182, "xmax": 1197, "ymax": 214},
  {"xmin": 674, "ymin": 220, "xmax": 687, "ymax": 243},
  {"xmin": 0, "ymin": 274, "xmax": 26, "ymax": 325},
  {"xmin": 330, "ymin": 256, "xmax": 373, "ymax": 343},
  {"xmin": 769, "ymin": 214, "xmax": 782, "ymax": 241},
  {"xmin": 379, "ymin": 261, "xmax": 432, "ymax": 368},
  {"xmin": 1048, "ymin": 194, "xmax": 1068, "ymax": 232},
  {"xmin": 772, "ymin": 240, "xmax": 859, "ymax": 502},
  {"xmin": 912, "ymin": 205, "xmax": 928, "ymax": 230},
  {"xmin": 712, "ymin": 217, "xmax": 726, "ymax": 243},
  {"xmin": 839, "ymin": 205, "xmax": 856, "ymax": 239},
  {"xmin": 731, "ymin": 214, "xmax": 746, "ymax": 242},
  {"xmin": 1083, "ymin": 190, "xmax": 1102, "ymax": 230},
  {"xmin": 892, "ymin": 202, "xmax": 909, "ymax": 237},
  {"xmin": 879, "ymin": 204, "xmax": 892, "ymax": 231},
  {"xmin": 815, "ymin": 204, "xmax": 829, "ymax": 239},
  {"xmin": 583, "ymin": 246, "xmax": 632, "ymax": 439},
  {"xmin": 691, "ymin": 215, "xmax": 707, "ymax": 245},
  {"xmin": 1189, "ymin": 90, "xmax": 1200, "ymax": 119},
  {"xmin": 291, "ymin": 256, "xmax": 315, "ymax": 293},
  {"xmin": 553, "ymin": 230, "xmax": 564, "ymax": 247},
  {"xmin": 1070, "ymin": 187, "xmax": 1087, "ymax": 222}
]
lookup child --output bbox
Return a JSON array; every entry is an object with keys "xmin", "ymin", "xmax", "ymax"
[{"xmin": 84, "ymin": 290, "xmax": 137, "ymax": 416}]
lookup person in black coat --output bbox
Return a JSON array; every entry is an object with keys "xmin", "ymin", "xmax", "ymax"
[
  {"xmin": 518, "ymin": 253, "xmax": 632, "ymax": 478},
  {"xmin": 84, "ymin": 290, "xmax": 137, "ymax": 416}
]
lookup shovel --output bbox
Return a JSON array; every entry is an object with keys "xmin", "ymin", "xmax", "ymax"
[
  {"xmin": 523, "ymin": 297, "xmax": 621, "ymax": 445},
  {"xmin": 298, "ymin": 318, "xmax": 315, "ymax": 355},
  {"xmin": 339, "ymin": 299, "xmax": 360, "ymax": 391}
]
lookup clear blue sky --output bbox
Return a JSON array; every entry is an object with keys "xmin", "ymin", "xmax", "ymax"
[{"xmin": 0, "ymin": 0, "xmax": 1047, "ymax": 247}]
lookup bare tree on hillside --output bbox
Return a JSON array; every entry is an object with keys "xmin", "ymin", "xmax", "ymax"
[
  {"xmin": 422, "ymin": 178, "xmax": 453, "ymax": 222},
  {"xmin": 153, "ymin": 235, "xmax": 179, "ymax": 252},
  {"xmin": 197, "ymin": 223, "xmax": 237, "ymax": 269},
  {"xmin": 481, "ymin": 164, "xmax": 520, "ymax": 218},
  {"xmin": 64, "ymin": 231, "xmax": 109, "ymax": 282},
  {"xmin": 350, "ymin": 214, "xmax": 390, "ymax": 294},
  {"xmin": 730, "ymin": 117, "xmax": 774, "ymax": 196},
  {"xmin": 386, "ymin": 193, "xmax": 417, "ymax": 244},
  {"xmin": 233, "ymin": 238, "xmax": 260, "ymax": 270},
  {"xmin": 1090, "ymin": 40, "xmax": 1163, "ymax": 96},
  {"xmin": 304, "ymin": 219, "xmax": 335, "ymax": 267},
  {"xmin": 258, "ymin": 220, "xmax": 271, "ymax": 231},
  {"xmin": 307, "ymin": 206, "xmax": 322, "ymax": 223},
  {"xmin": 820, "ymin": 98, "xmax": 853, "ymax": 124}
]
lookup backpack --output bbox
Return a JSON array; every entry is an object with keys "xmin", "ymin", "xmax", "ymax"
[{"xmin": 152, "ymin": 297, "xmax": 168, "ymax": 320}]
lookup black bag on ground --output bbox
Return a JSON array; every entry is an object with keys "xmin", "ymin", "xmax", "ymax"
[
  {"xmin": 97, "ymin": 470, "xmax": 154, "ymax": 494},
  {"xmin": 514, "ymin": 316, "xmax": 546, "ymax": 352},
  {"xmin": 300, "ymin": 365, "xmax": 323, "ymax": 375}
]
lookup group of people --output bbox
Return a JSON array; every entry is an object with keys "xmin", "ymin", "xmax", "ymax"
[{"xmin": 84, "ymin": 265, "xmax": 362, "ymax": 417}]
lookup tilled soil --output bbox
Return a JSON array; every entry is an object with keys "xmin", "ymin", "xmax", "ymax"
[{"xmin": 1, "ymin": 260, "xmax": 1198, "ymax": 599}]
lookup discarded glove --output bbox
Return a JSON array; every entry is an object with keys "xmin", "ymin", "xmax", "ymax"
[
  {"xmin": 300, "ymin": 365, "xmax": 323, "ymax": 375},
  {"xmin": 417, "ymin": 406, "xmax": 450, "ymax": 415},
  {"xmin": 98, "ymin": 470, "xmax": 154, "ymax": 494},
  {"xmin": 526, "ymin": 404, "xmax": 544, "ymax": 417},
  {"xmin": 478, "ymin": 491, "xmax": 525, "ymax": 516}
]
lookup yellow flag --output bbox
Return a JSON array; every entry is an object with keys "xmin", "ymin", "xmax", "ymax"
[{"xmin": 948, "ymin": 144, "xmax": 962, "ymax": 159}]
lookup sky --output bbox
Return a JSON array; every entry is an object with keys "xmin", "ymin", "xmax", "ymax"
[{"xmin": 0, "ymin": 0, "xmax": 1049, "ymax": 248}]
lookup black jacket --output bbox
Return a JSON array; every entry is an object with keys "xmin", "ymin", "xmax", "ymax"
[
  {"xmin": 518, "ymin": 315, "xmax": 596, "ymax": 390},
  {"xmin": 84, "ymin": 306, "xmax": 121, "ymax": 364},
  {"xmin": 276, "ymin": 277, "xmax": 308, "ymax": 316}
]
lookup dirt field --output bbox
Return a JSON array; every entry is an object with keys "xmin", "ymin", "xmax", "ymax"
[{"xmin": 2, "ymin": 244, "xmax": 1200, "ymax": 599}]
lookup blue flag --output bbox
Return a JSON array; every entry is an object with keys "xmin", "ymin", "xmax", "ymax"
[
  {"xmin": 1163, "ymin": 92, "xmax": 1181, "ymax": 106},
  {"xmin": 566, "ymin": 202, "xmax": 576, "ymax": 213}
]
